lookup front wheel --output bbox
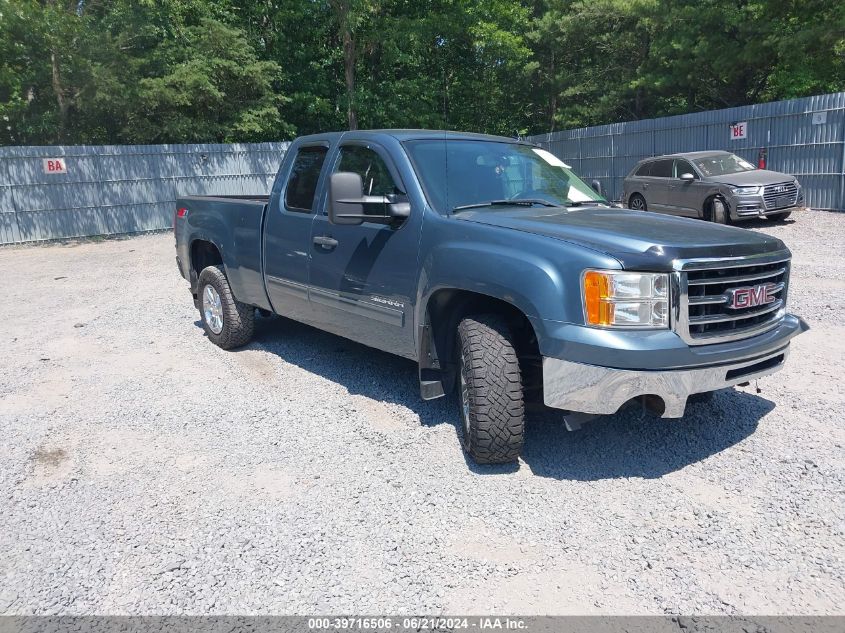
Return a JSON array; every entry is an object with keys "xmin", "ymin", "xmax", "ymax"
[
  {"xmin": 457, "ymin": 315, "xmax": 525, "ymax": 464},
  {"xmin": 710, "ymin": 197, "xmax": 729, "ymax": 224},
  {"xmin": 197, "ymin": 265, "xmax": 255, "ymax": 349}
]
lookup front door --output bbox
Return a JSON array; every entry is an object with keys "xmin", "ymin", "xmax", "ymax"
[
  {"xmin": 263, "ymin": 143, "xmax": 327, "ymax": 323},
  {"xmin": 668, "ymin": 159, "xmax": 703, "ymax": 217},
  {"xmin": 308, "ymin": 142, "xmax": 421, "ymax": 359}
]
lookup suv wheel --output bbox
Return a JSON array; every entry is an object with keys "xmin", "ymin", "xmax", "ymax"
[
  {"xmin": 197, "ymin": 265, "xmax": 255, "ymax": 349},
  {"xmin": 457, "ymin": 315, "xmax": 525, "ymax": 464},
  {"xmin": 710, "ymin": 197, "xmax": 729, "ymax": 224},
  {"xmin": 629, "ymin": 193, "xmax": 647, "ymax": 211}
]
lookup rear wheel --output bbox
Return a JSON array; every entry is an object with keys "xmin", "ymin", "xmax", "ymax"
[
  {"xmin": 629, "ymin": 193, "xmax": 647, "ymax": 211},
  {"xmin": 457, "ymin": 315, "xmax": 525, "ymax": 464},
  {"xmin": 197, "ymin": 265, "xmax": 255, "ymax": 349},
  {"xmin": 768, "ymin": 210, "xmax": 792, "ymax": 221}
]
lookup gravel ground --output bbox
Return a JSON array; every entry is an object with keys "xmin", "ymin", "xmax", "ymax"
[{"xmin": 0, "ymin": 210, "xmax": 843, "ymax": 615}]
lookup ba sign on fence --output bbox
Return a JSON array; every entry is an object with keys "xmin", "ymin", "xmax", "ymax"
[
  {"xmin": 730, "ymin": 122, "xmax": 748, "ymax": 140},
  {"xmin": 42, "ymin": 158, "xmax": 67, "ymax": 174}
]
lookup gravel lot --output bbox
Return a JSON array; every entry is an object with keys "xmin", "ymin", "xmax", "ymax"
[{"xmin": 1, "ymin": 210, "xmax": 843, "ymax": 615}]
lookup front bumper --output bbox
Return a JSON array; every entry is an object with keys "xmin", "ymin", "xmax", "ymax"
[
  {"xmin": 543, "ymin": 346, "xmax": 791, "ymax": 419},
  {"xmin": 729, "ymin": 192, "xmax": 804, "ymax": 219}
]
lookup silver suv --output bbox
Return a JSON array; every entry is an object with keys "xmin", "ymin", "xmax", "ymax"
[{"xmin": 622, "ymin": 151, "xmax": 804, "ymax": 223}]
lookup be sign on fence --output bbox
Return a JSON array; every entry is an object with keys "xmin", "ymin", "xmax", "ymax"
[
  {"xmin": 730, "ymin": 122, "xmax": 747, "ymax": 140},
  {"xmin": 42, "ymin": 158, "xmax": 67, "ymax": 174}
]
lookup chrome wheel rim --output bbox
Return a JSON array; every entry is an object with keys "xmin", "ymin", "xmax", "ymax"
[
  {"xmin": 202, "ymin": 284, "xmax": 224, "ymax": 334},
  {"xmin": 459, "ymin": 351, "xmax": 470, "ymax": 436},
  {"xmin": 631, "ymin": 196, "xmax": 644, "ymax": 210}
]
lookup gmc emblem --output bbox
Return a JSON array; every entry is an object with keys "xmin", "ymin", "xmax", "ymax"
[{"xmin": 725, "ymin": 283, "xmax": 778, "ymax": 310}]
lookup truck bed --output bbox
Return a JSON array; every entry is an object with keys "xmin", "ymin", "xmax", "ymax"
[{"xmin": 175, "ymin": 194, "xmax": 270, "ymax": 310}]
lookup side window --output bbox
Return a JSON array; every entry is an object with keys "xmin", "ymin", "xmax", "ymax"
[
  {"xmin": 635, "ymin": 162, "xmax": 652, "ymax": 176},
  {"xmin": 284, "ymin": 146, "xmax": 327, "ymax": 212},
  {"xmin": 337, "ymin": 146, "xmax": 400, "ymax": 200},
  {"xmin": 674, "ymin": 159, "xmax": 696, "ymax": 179},
  {"xmin": 650, "ymin": 159, "xmax": 673, "ymax": 178}
]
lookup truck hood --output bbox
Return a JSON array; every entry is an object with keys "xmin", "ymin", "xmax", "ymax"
[
  {"xmin": 707, "ymin": 169, "xmax": 795, "ymax": 186},
  {"xmin": 455, "ymin": 206, "xmax": 787, "ymax": 270}
]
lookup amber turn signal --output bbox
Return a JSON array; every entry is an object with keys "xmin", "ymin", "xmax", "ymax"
[{"xmin": 584, "ymin": 270, "xmax": 613, "ymax": 326}]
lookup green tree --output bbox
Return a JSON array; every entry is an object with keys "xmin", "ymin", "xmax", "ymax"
[
  {"xmin": 0, "ymin": 0, "xmax": 293, "ymax": 144},
  {"xmin": 1, "ymin": 0, "xmax": 843, "ymax": 144},
  {"xmin": 126, "ymin": 18, "xmax": 289, "ymax": 143},
  {"xmin": 350, "ymin": 0, "xmax": 533, "ymax": 134},
  {"xmin": 0, "ymin": 0, "xmax": 92, "ymax": 143},
  {"xmin": 526, "ymin": 0, "xmax": 657, "ymax": 132}
]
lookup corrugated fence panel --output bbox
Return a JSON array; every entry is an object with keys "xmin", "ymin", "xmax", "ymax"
[
  {"xmin": 0, "ymin": 142, "xmax": 288, "ymax": 244},
  {"xmin": 0, "ymin": 152, "xmax": 21, "ymax": 244},
  {"xmin": 529, "ymin": 92, "xmax": 845, "ymax": 210}
]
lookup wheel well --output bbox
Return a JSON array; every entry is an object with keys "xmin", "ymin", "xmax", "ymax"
[
  {"xmin": 422, "ymin": 289, "xmax": 541, "ymax": 399},
  {"xmin": 190, "ymin": 240, "xmax": 223, "ymax": 279}
]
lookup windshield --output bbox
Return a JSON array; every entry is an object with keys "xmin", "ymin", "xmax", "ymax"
[
  {"xmin": 404, "ymin": 139, "xmax": 606, "ymax": 213},
  {"xmin": 693, "ymin": 153, "xmax": 756, "ymax": 177}
]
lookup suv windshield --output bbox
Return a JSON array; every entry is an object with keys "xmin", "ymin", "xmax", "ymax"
[
  {"xmin": 404, "ymin": 139, "xmax": 606, "ymax": 213},
  {"xmin": 693, "ymin": 153, "xmax": 756, "ymax": 177}
]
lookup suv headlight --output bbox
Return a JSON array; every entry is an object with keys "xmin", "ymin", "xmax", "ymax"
[
  {"xmin": 729, "ymin": 185, "xmax": 761, "ymax": 196},
  {"xmin": 583, "ymin": 270, "xmax": 670, "ymax": 329}
]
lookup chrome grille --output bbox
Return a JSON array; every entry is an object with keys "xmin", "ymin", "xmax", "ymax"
[
  {"xmin": 676, "ymin": 253, "xmax": 790, "ymax": 344},
  {"xmin": 762, "ymin": 181, "xmax": 798, "ymax": 209}
]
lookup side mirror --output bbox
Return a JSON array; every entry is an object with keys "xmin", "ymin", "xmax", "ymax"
[
  {"xmin": 329, "ymin": 171, "xmax": 410, "ymax": 226},
  {"xmin": 329, "ymin": 172, "xmax": 365, "ymax": 225},
  {"xmin": 590, "ymin": 179, "xmax": 603, "ymax": 195},
  {"xmin": 680, "ymin": 172, "xmax": 695, "ymax": 181}
]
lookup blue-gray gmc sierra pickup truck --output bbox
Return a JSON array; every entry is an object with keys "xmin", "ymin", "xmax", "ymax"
[{"xmin": 174, "ymin": 130, "xmax": 808, "ymax": 464}]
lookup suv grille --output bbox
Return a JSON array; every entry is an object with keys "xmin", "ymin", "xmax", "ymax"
[
  {"xmin": 762, "ymin": 181, "xmax": 798, "ymax": 210},
  {"xmin": 678, "ymin": 256, "xmax": 790, "ymax": 344}
]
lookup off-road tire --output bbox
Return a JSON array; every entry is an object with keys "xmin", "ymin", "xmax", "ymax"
[
  {"xmin": 768, "ymin": 210, "xmax": 792, "ymax": 221},
  {"xmin": 629, "ymin": 193, "xmax": 647, "ymax": 211},
  {"xmin": 457, "ymin": 315, "xmax": 525, "ymax": 464},
  {"xmin": 197, "ymin": 265, "xmax": 255, "ymax": 350}
]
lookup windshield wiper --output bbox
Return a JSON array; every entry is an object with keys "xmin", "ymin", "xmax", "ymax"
[{"xmin": 452, "ymin": 199, "xmax": 559, "ymax": 212}]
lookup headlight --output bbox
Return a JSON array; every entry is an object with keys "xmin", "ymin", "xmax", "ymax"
[
  {"xmin": 729, "ymin": 185, "xmax": 761, "ymax": 196},
  {"xmin": 583, "ymin": 270, "xmax": 670, "ymax": 329}
]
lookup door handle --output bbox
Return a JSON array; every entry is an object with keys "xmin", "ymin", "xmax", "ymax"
[{"xmin": 313, "ymin": 235, "xmax": 338, "ymax": 250}]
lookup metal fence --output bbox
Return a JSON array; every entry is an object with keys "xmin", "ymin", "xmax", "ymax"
[
  {"xmin": 2, "ymin": 92, "xmax": 843, "ymax": 245},
  {"xmin": 0, "ymin": 142, "xmax": 288, "ymax": 244},
  {"xmin": 528, "ymin": 92, "xmax": 845, "ymax": 211}
]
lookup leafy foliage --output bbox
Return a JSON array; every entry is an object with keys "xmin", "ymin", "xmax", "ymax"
[{"xmin": 1, "ymin": 0, "xmax": 842, "ymax": 145}]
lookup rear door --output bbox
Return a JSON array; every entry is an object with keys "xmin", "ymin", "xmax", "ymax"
[
  {"xmin": 307, "ymin": 141, "xmax": 421, "ymax": 358},
  {"xmin": 645, "ymin": 158, "xmax": 673, "ymax": 212},
  {"xmin": 626, "ymin": 161, "xmax": 652, "ymax": 206},
  {"xmin": 263, "ymin": 143, "xmax": 328, "ymax": 322}
]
